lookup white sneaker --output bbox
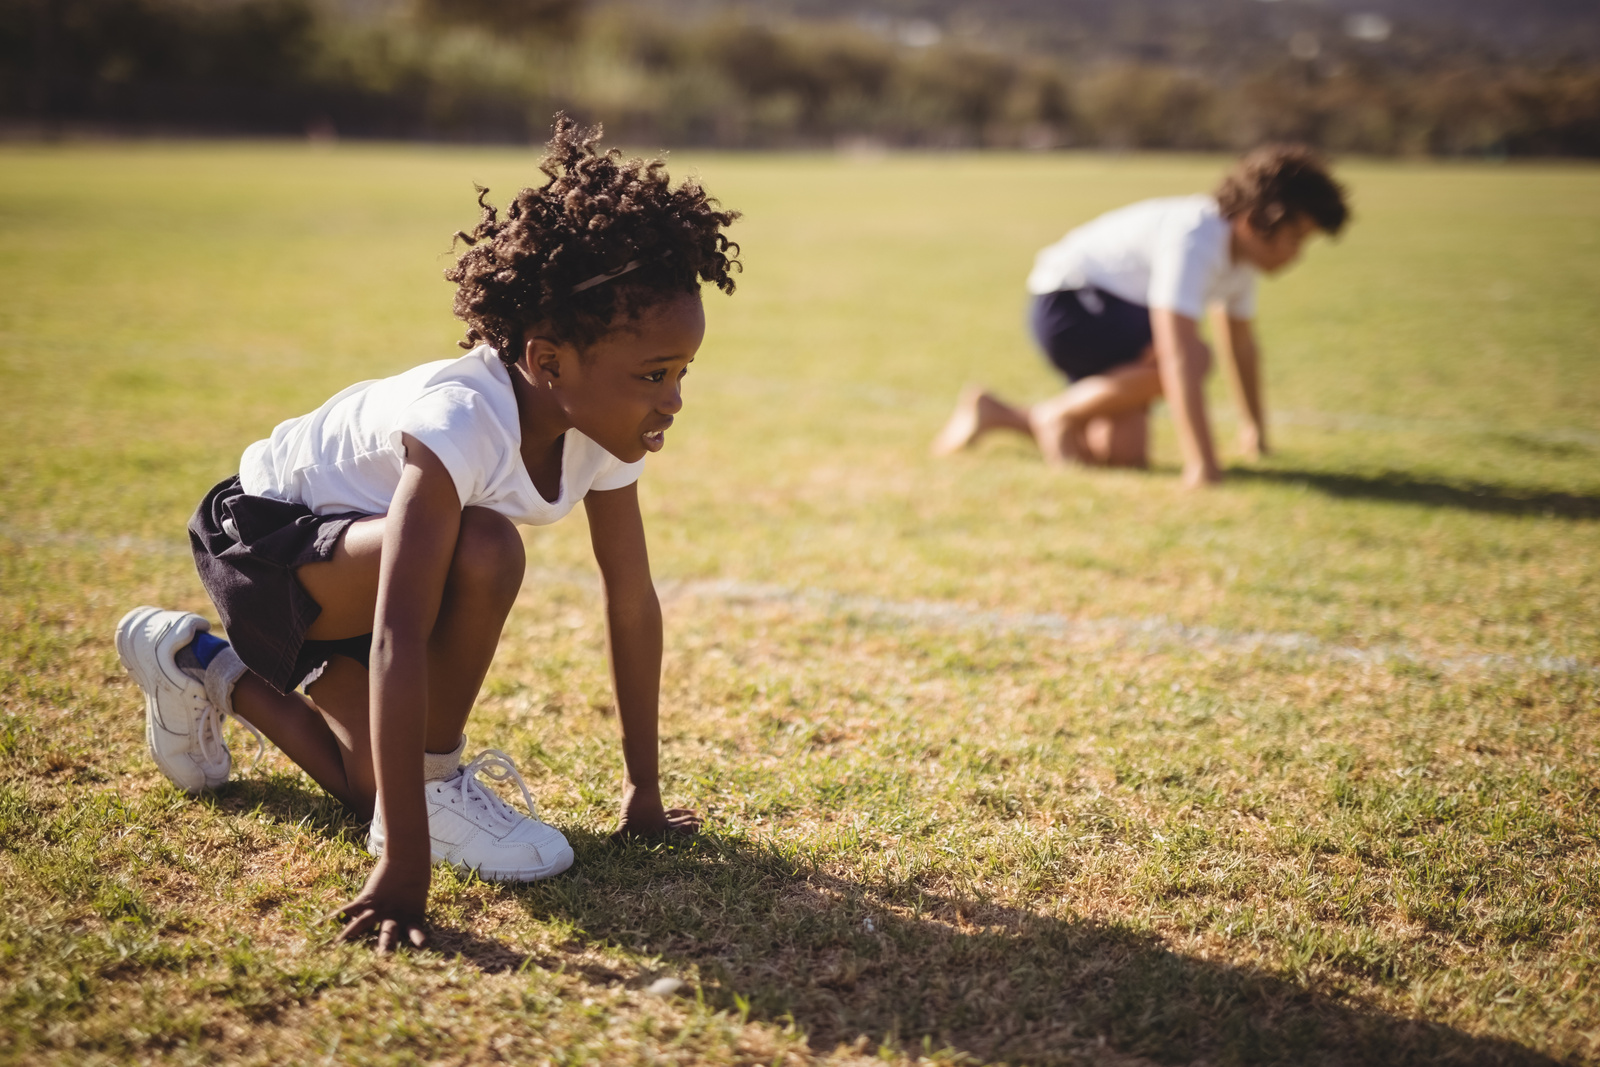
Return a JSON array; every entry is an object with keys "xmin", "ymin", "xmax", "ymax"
[
  {"xmin": 368, "ymin": 749, "xmax": 574, "ymax": 881},
  {"xmin": 114, "ymin": 606, "xmax": 233, "ymax": 793}
]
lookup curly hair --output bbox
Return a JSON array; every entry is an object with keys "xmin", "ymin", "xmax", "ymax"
[
  {"xmin": 1215, "ymin": 144, "xmax": 1349, "ymax": 237},
  {"xmin": 447, "ymin": 114, "xmax": 741, "ymax": 363}
]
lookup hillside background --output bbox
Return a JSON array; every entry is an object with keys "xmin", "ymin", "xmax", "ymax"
[{"xmin": 3, "ymin": 0, "xmax": 1597, "ymax": 153}]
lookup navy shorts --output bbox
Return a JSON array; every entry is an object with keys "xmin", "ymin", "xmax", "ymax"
[
  {"xmin": 188, "ymin": 475, "xmax": 373, "ymax": 695},
  {"xmin": 1029, "ymin": 287, "xmax": 1154, "ymax": 382}
]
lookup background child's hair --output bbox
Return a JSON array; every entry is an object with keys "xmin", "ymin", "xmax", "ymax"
[
  {"xmin": 1215, "ymin": 145, "xmax": 1349, "ymax": 237},
  {"xmin": 447, "ymin": 114, "xmax": 741, "ymax": 362}
]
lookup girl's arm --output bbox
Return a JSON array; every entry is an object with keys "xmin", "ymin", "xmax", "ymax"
[
  {"xmin": 583, "ymin": 482, "xmax": 701, "ymax": 838},
  {"xmin": 1209, "ymin": 305, "xmax": 1268, "ymax": 460},
  {"xmin": 1151, "ymin": 307, "xmax": 1221, "ymax": 487},
  {"xmin": 334, "ymin": 434, "xmax": 462, "ymax": 951}
]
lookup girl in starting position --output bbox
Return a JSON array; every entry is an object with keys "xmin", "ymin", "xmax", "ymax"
[
  {"xmin": 932, "ymin": 145, "xmax": 1348, "ymax": 488},
  {"xmin": 114, "ymin": 116, "xmax": 740, "ymax": 950}
]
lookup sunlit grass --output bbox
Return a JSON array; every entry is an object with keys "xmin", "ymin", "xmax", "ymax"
[{"xmin": 1, "ymin": 143, "xmax": 1597, "ymax": 1065}]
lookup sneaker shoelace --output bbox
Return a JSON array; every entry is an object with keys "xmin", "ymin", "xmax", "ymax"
[
  {"xmin": 195, "ymin": 697, "xmax": 266, "ymax": 772},
  {"xmin": 443, "ymin": 749, "xmax": 540, "ymax": 831}
]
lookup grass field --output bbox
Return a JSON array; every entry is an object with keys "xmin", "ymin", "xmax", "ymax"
[{"xmin": 1, "ymin": 143, "xmax": 1598, "ymax": 1066}]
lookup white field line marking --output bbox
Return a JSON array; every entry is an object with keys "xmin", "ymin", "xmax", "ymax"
[
  {"xmin": 1272, "ymin": 409, "xmax": 1600, "ymax": 449},
  {"xmin": 6, "ymin": 526, "xmax": 1591, "ymax": 678},
  {"xmin": 0, "ymin": 524, "xmax": 190, "ymax": 557},
  {"xmin": 656, "ymin": 578, "xmax": 1597, "ymax": 678},
  {"xmin": 712, "ymin": 375, "xmax": 1600, "ymax": 448}
]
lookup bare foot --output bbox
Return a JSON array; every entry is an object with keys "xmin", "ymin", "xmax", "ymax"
[
  {"xmin": 931, "ymin": 386, "xmax": 1021, "ymax": 456},
  {"xmin": 930, "ymin": 386, "xmax": 984, "ymax": 456}
]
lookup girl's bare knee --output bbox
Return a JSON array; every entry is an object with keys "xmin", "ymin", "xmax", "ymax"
[
  {"xmin": 451, "ymin": 507, "xmax": 525, "ymax": 602},
  {"xmin": 342, "ymin": 780, "xmax": 376, "ymax": 821}
]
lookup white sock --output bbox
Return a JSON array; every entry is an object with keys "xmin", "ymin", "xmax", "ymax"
[
  {"xmin": 424, "ymin": 734, "xmax": 467, "ymax": 781},
  {"xmin": 203, "ymin": 646, "xmax": 248, "ymax": 719}
]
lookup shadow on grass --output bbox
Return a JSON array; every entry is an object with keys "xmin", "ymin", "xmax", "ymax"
[
  {"xmin": 201, "ymin": 770, "xmax": 369, "ymax": 845},
  {"xmin": 501, "ymin": 831, "xmax": 1557, "ymax": 1067},
  {"xmin": 421, "ymin": 923, "xmax": 640, "ymax": 989},
  {"xmin": 1230, "ymin": 467, "xmax": 1600, "ymax": 520}
]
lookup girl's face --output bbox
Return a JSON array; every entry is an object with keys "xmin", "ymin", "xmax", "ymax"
[
  {"xmin": 536, "ymin": 293, "xmax": 706, "ymax": 464},
  {"xmin": 1231, "ymin": 213, "xmax": 1321, "ymax": 274}
]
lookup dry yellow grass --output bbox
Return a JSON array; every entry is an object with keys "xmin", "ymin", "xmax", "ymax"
[{"xmin": 2, "ymin": 144, "xmax": 1598, "ymax": 1064}]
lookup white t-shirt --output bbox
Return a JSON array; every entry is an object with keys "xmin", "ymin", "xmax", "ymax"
[
  {"xmin": 238, "ymin": 346, "xmax": 644, "ymax": 525},
  {"xmin": 1026, "ymin": 194, "xmax": 1257, "ymax": 320}
]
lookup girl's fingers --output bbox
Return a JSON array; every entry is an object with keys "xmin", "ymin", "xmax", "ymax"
[
  {"xmin": 326, "ymin": 900, "xmax": 363, "ymax": 925},
  {"xmin": 375, "ymin": 919, "xmax": 427, "ymax": 953},
  {"xmin": 328, "ymin": 904, "xmax": 426, "ymax": 952},
  {"xmin": 664, "ymin": 810, "xmax": 702, "ymax": 834},
  {"xmin": 335, "ymin": 907, "xmax": 378, "ymax": 943},
  {"xmin": 611, "ymin": 806, "xmax": 703, "ymax": 840}
]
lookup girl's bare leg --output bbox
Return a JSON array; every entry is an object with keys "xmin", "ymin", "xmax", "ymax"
[
  {"xmin": 229, "ymin": 666, "xmax": 370, "ymax": 811},
  {"xmin": 930, "ymin": 385, "xmax": 1033, "ymax": 455},
  {"xmin": 934, "ymin": 346, "xmax": 1176, "ymax": 469},
  {"xmin": 1083, "ymin": 411, "xmax": 1150, "ymax": 467},
  {"xmin": 229, "ymin": 506, "xmax": 526, "ymax": 814},
  {"xmin": 1028, "ymin": 349, "xmax": 1164, "ymax": 468}
]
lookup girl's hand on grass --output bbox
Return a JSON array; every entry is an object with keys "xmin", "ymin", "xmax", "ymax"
[
  {"xmin": 1182, "ymin": 462, "xmax": 1223, "ymax": 490},
  {"xmin": 1237, "ymin": 424, "xmax": 1268, "ymax": 460},
  {"xmin": 330, "ymin": 855, "xmax": 431, "ymax": 952},
  {"xmin": 613, "ymin": 784, "xmax": 701, "ymax": 840}
]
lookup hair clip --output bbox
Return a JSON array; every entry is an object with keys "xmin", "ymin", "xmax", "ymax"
[{"xmin": 570, "ymin": 260, "xmax": 641, "ymax": 293}]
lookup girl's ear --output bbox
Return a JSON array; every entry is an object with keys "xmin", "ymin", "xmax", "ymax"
[{"xmin": 523, "ymin": 334, "xmax": 566, "ymax": 385}]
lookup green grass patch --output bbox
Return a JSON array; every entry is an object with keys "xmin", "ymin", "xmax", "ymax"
[{"xmin": 1, "ymin": 144, "xmax": 1597, "ymax": 1064}]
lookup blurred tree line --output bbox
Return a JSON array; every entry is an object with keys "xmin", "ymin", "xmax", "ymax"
[{"xmin": 1, "ymin": 0, "xmax": 1596, "ymax": 154}]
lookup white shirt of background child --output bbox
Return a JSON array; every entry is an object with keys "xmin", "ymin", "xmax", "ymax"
[
  {"xmin": 1026, "ymin": 194, "xmax": 1258, "ymax": 320},
  {"xmin": 238, "ymin": 346, "xmax": 644, "ymax": 524}
]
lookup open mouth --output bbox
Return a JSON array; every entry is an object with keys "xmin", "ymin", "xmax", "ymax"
[{"xmin": 642, "ymin": 429, "xmax": 667, "ymax": 452}]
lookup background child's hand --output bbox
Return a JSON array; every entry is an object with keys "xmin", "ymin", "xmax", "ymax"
[
  {"xmin": 1237, "ymin": 424, "xmax": 1268, "ymax": 460},
  {"xmin": 1182, "ymin": 462, "xmax": 1223, "ymax": 490},
  {"xmin": 330, "ymin": 855, "xmax": 431, "ymax": 952},
  {"xmin": 613, "ymin": 783, "xmax": 701, "ymax": 840}
]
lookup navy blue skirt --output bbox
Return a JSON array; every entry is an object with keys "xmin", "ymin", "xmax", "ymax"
[
  {"xmin": 189, "ymin": 475, "xmax": 373, "ymax": 695},
  {"xmin": 1029, "ymin": 287, "xmax": 1154, "ymax": 382}
]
